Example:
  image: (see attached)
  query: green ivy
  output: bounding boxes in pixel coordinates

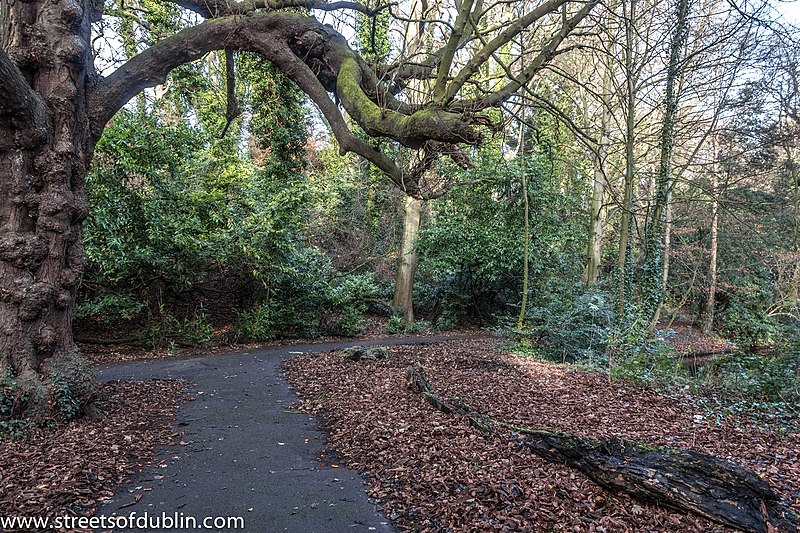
[51,374,81,422]
[0,366,17,419]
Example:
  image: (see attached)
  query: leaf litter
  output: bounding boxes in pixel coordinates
[283,337,800,532]
[0,380,188,529]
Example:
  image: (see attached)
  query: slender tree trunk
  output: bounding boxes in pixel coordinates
[702,136,720,334]
[661,200,672,299]
[789,148,800,307]
[517,132,530,330]
[644,0,690,332]
[585,63,611,284]
[617,0,637,317]
[393,195,423,324]
[586,158,606,284]
[648,182,673,328]
[0,0,98,420]
[391,0,427,326]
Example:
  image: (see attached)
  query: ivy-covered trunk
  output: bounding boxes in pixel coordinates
[642,0,690,331]
[0,0,98,420]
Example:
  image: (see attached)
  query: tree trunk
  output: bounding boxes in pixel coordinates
[586,156,606,284]
[393,195,423,325]
[644,0,690,332]
[517,120,530,330]
[702,137,720,334]
[0,0,98,420]
[788,146,799,307]
[659,200,672,310]
[585,76,610,284]
[0,0,595,424]
[617,0,637,318]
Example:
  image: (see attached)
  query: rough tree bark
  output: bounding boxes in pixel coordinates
[406,363,799,533]
[0,0,98,420]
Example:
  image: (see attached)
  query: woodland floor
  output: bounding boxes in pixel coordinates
[2,328,796,532]
[77,315,478,366]
[0,380,187,527]
[284,337,800,532]
[666,320,738,355]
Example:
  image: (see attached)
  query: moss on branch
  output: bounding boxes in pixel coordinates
[336,56,480,148]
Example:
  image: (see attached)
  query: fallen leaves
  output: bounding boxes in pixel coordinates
[283,337,800,532]
[0,379,187,527]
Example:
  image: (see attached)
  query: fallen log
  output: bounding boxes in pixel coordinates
[405,363,798,533]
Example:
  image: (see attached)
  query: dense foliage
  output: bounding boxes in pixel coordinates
[78,56,383,344]
[416,145,586,328]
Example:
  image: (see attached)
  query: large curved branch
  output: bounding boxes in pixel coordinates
[0,47,48,149]
[90,12,481,149]
[88,13,422,188]
[259,37,409,188]
[88,5,590,190]
[170,0,391,19]
[337,56,481,148]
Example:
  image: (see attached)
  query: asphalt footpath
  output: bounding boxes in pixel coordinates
[95,336,469,532]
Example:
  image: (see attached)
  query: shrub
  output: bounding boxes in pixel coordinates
[236,302,278,342]
[0,366,17,419]
[51,374,82,421]
[324,273,380,336]
[0,420,34,441]
[235,250,380,341]
[74,294,145,323]
[609,330,686,385]
[515,286,615,365]
[386,314,404,334]
[141,306,213,349]
[697,349,800,407]
[716,273,783,349]
[0,367,34,440]
[386,312,430,335]
[415,147,585,326]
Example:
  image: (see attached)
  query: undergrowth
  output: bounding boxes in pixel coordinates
[386,312,431,335]
[510,330,800,432]
[0,367,33,441]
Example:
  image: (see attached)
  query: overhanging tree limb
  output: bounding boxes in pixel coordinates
[452,0,598,110]
[171,0,392,18]
[336,56,482,147]
[89,13,413,184]
[441,0,586,105]
[432,0,476,103]
[89,0,593,189]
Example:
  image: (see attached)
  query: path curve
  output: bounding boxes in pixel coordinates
[96,335,481,532]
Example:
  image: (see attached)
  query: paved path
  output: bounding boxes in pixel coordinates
[96,336,474,532]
